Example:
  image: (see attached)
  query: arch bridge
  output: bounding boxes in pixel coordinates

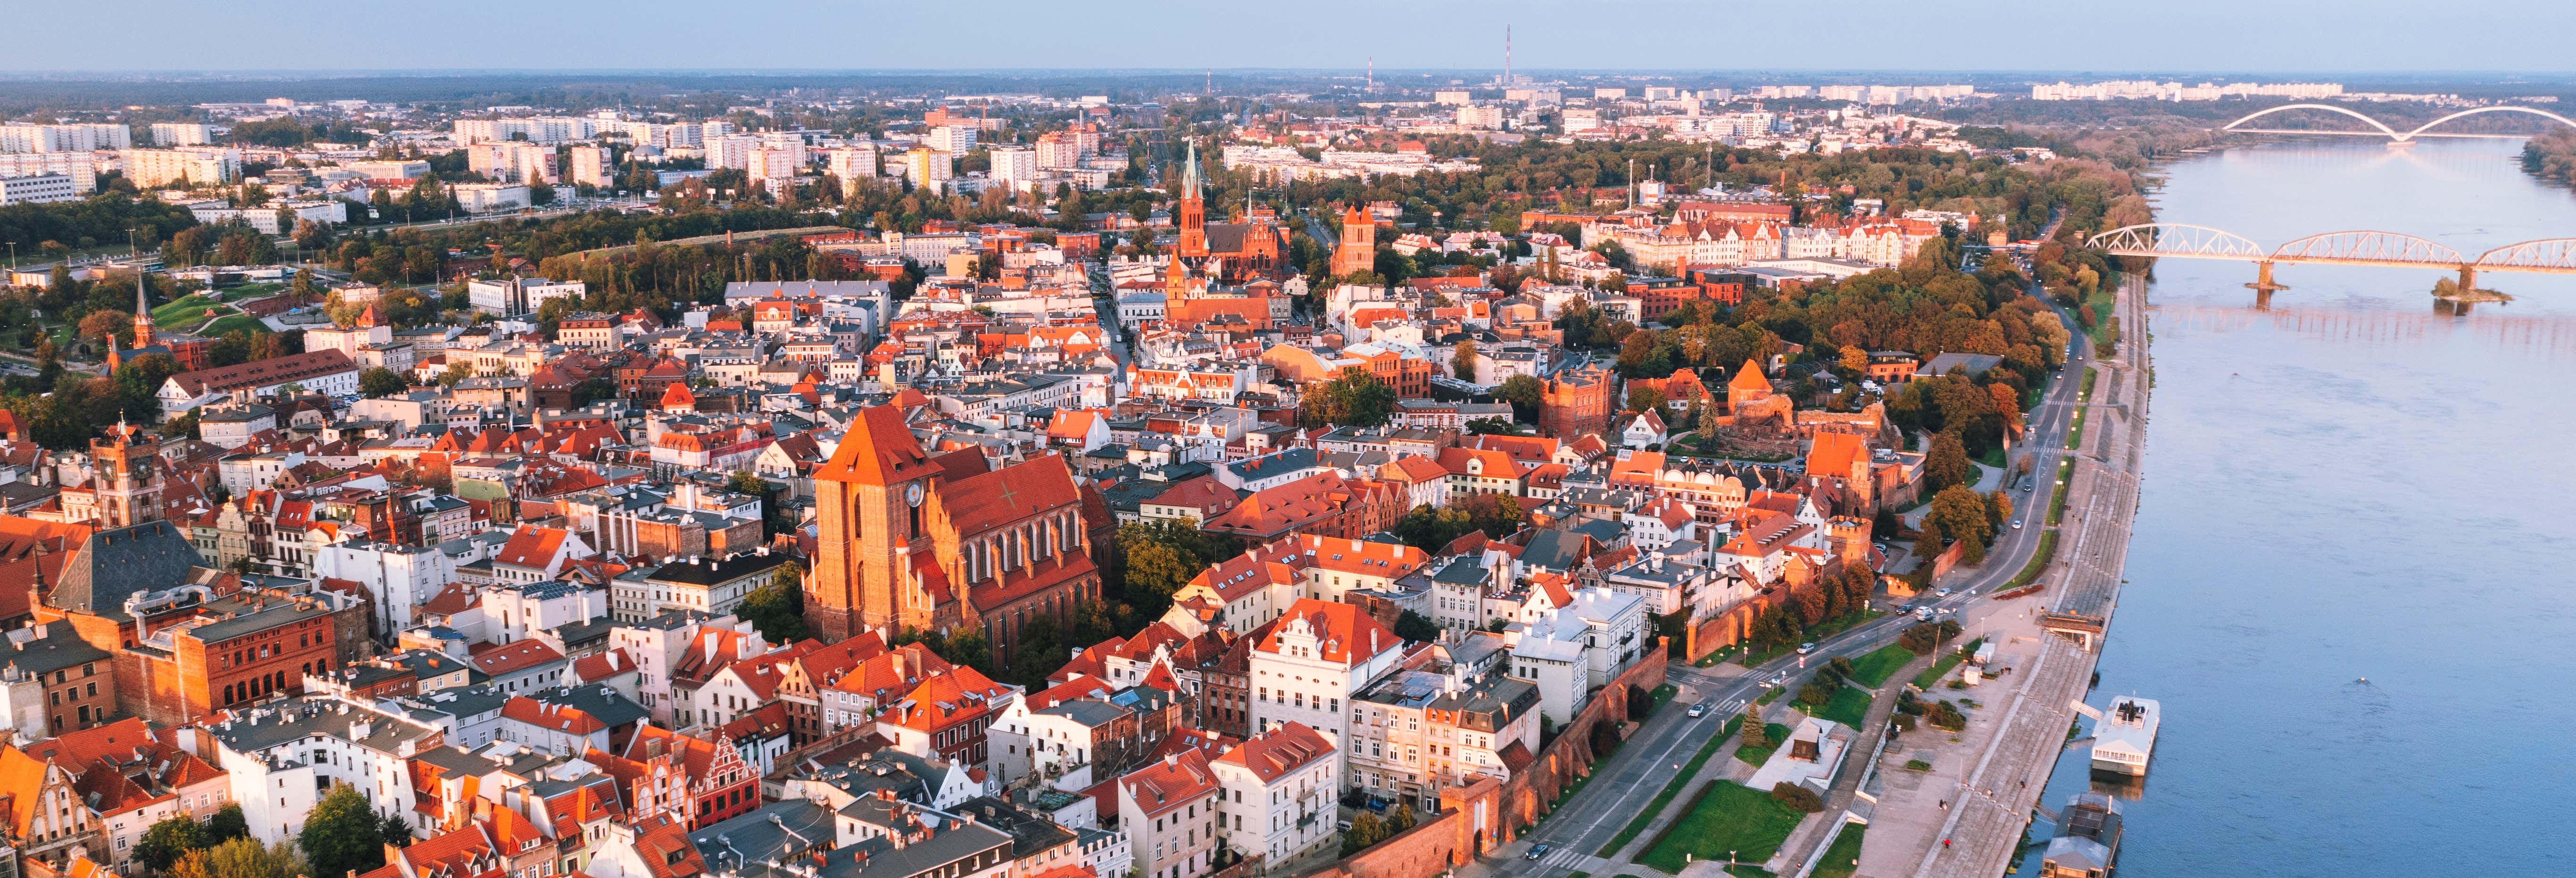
[2085,223,2576,300]
[2220,104,2576,141]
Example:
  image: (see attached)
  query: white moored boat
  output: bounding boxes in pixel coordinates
[2089,696,2158,776]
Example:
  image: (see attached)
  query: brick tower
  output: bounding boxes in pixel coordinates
[805,405,941,642]
[1174,140,1207,265]
[1329,205,1376,279]
[90,419,163,529]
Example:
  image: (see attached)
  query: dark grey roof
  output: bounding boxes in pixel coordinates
[1429,556,1488,586]
[47,521,205,623]
[951,796,1077,860]
[1519,529,1590,573]
[692,800,839,874]
[1032,698,1129,728]
[205,696,443,755]
[528,683,649,729]
[186,598,336,644]
[647,551,793,586]
[553,618,615,648]
[0,625,111,677]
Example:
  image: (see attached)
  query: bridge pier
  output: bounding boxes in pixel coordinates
[2458,264,2478,294]
[2245,261,2288,308]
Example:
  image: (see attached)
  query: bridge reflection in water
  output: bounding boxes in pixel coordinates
[2153,304,2576,361]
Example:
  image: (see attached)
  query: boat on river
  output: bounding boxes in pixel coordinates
[2090,696,2159,776]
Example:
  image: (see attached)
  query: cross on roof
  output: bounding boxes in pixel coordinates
[995,484,1021,508]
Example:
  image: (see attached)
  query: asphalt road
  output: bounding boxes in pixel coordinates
[1506,305,2092,872]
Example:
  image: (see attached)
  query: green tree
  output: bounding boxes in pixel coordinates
[1303,370,1397,428]
[191,837,304,878]
[738,563,807,643]
[1007,615,1063,688]
[359,367,407,398]
[1626,384,1664,414]
[135,813,208,872]
[206,803,249,843]
[379,811,415,849]
[438,361,474,387]
[1739,711,1769,748]
[1394,610,1439,643]
[298,783,385,878]
[1493,374,1544,422]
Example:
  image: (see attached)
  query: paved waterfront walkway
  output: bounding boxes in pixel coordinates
[1879,273,2155,878]
[1765,651,1931,875]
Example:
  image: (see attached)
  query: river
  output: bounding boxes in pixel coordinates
[2023,138,2576,876]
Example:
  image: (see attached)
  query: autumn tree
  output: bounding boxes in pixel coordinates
[81,309,136,347]
[1924,432,1972,494]
[1452,339,1479,379]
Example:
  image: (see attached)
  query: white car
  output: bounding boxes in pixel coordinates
[2013,522,2023,530]
[1937,588,1953,597]
[1798,642,1816,655]
[1687,702,1709,718]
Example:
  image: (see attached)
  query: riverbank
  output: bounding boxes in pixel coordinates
[1858,271,2155,878]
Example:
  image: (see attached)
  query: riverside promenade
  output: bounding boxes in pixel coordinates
[1893,273,2153,878]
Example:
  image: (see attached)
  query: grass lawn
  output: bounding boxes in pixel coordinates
[1811,823,1867,878]
[1847,644,1916,688]
[1755,687,1784,706]
[2064,408,2086,451]
[1911,653,1965,690]
[151,293,224,323]
[2048,459,2075,525]
[1648,683,1678,715]
[220,282,287,301]
[200,314,272,337]
[1634,781,1808,873]
[1811,687,1871,729]
[1974,445,2006,468]
[1598,716,1741,856]
[1733,723,1793,766]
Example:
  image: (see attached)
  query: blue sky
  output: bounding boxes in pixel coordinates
[10,0,2571,74]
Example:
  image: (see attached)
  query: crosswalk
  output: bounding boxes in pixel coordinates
[1531,845,1602,872]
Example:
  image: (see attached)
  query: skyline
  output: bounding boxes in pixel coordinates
[8,0,2576,75]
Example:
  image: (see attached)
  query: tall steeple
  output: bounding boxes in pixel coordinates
[1181,139,1202,200]
[1174,139,1208,263]
[131,267,155,351]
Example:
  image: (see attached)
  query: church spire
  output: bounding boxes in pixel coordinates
[1181,139,1201,200]
[132,265,154,351]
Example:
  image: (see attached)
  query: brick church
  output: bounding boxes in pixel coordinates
[1170,141,1290,284]
[803,404,1105,652]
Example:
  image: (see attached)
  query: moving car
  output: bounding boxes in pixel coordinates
[1687,702,1709,718]
[1937,588,1953,597]
[1527,845,1551,861]
[1916,608,1935,621]
[1798,642,1816,655]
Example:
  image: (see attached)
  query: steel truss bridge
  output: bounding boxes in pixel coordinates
[2085,224,2576,293]
[2220,104,2576,141]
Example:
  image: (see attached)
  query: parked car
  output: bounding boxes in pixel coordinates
[1527,845,1551,861]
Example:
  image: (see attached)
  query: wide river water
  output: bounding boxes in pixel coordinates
[2024,138,2576,876]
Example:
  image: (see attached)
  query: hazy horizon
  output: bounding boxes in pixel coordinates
[11,0,2572,75]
